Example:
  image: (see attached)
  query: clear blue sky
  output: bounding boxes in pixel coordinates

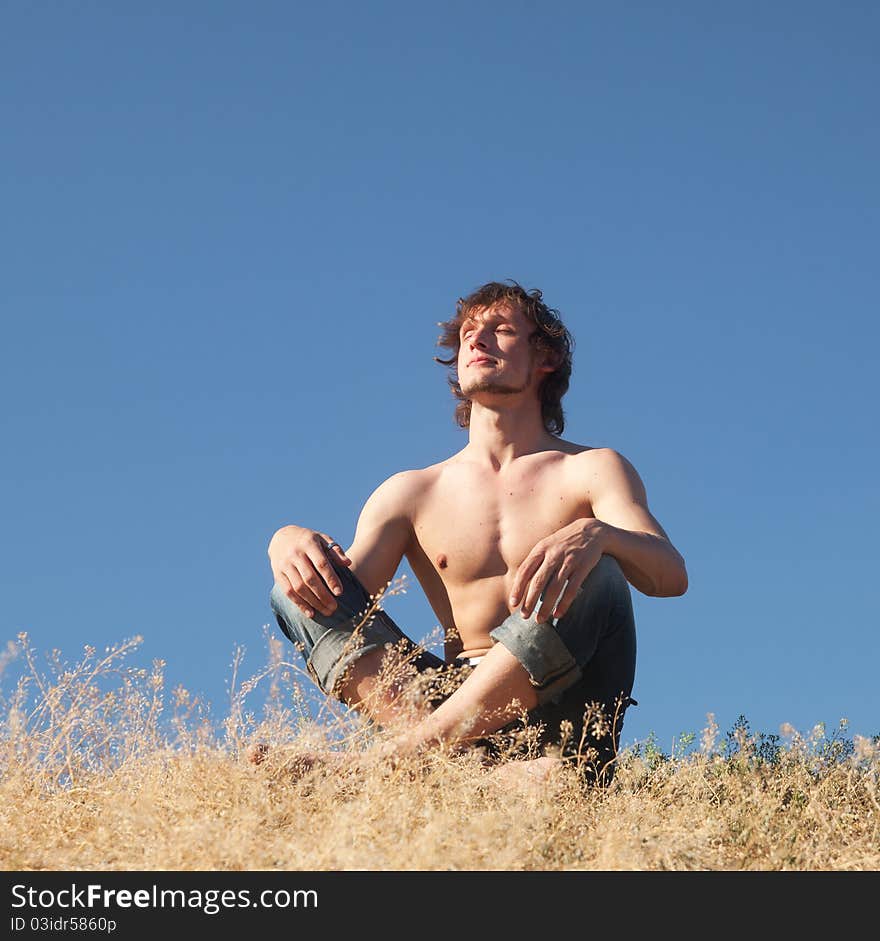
[2,3,877,753]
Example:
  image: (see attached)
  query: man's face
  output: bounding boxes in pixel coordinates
[457,303,550,400]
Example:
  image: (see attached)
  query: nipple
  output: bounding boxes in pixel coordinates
[437,553,448,569]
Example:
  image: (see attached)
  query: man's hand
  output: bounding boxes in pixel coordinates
[508,518,610,622]
[268,525,353,618]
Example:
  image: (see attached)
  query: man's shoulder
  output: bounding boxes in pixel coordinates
[547,437,618,462]
[367,464,440,514]
[388,456,448,484]
[565,446,643,487]
[572,447,649,504]
[568,444,629,465]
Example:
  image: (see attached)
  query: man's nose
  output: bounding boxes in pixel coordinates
[469,326,491,348]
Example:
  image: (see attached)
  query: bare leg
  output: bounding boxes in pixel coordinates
[248,649,565,787]
[247,648,435,768]
[388,643,539,753]
[335,648,437,728]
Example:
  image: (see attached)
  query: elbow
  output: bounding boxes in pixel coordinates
[667,549,688,597]
[671,567,689,597]
[655,567,688,598]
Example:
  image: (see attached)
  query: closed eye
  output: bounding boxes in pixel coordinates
[461,324,515,339]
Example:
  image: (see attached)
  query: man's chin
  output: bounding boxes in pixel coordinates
[463,382,529,398]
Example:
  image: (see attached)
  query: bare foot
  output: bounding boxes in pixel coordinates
[246,742,270,766]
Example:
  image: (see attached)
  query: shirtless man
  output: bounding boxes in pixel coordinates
[266,280,688,784]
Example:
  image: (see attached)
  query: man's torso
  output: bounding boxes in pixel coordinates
[403,442,600,660]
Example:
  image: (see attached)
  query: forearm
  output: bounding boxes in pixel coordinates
[600,522,688,597]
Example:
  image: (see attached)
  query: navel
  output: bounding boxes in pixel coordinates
[437,553,448,570]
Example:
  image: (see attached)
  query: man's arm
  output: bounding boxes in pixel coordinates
[267,470,418,617]
[509,448,687,618]
[587,448,688,597]
[342,471,420,601]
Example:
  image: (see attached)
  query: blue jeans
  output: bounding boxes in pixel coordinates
[269,554,637,784]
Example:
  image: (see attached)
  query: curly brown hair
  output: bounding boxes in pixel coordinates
[433,280,575,434]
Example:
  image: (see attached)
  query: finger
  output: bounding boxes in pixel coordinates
[552,568,591,621]
[303,535,345,610]
[318,532,353,566]
[535,569,569,623]
[551,585,580,622]
[509,552,543,609]
[299,559,339,615]
[281,579,319,618]
[521,561,556,619]
[282,563,327,617]
[312,547,346,600]
[279,580,315,620]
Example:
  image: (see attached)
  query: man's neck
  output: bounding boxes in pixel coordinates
[462,401,558,471]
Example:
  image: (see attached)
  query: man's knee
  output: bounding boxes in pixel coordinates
[269,581,293,618]
[488,555,633,707]
[489,616,582,707]
[268,569,419,698]
[577,554,629,604]
[269,582,303,647]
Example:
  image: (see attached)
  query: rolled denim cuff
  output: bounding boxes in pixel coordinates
[489,613,582,706]
[309,627,397,697]
[269,581,408,697]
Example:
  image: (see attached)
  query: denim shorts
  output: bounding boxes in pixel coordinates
[269,554,637,783]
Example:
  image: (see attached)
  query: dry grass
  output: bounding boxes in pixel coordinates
[1,631,877,872]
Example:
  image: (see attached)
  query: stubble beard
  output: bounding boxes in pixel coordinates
[462,376,531,397]
[460,364,534,399]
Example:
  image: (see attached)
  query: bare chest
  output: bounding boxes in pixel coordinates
[411,455,593,587]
